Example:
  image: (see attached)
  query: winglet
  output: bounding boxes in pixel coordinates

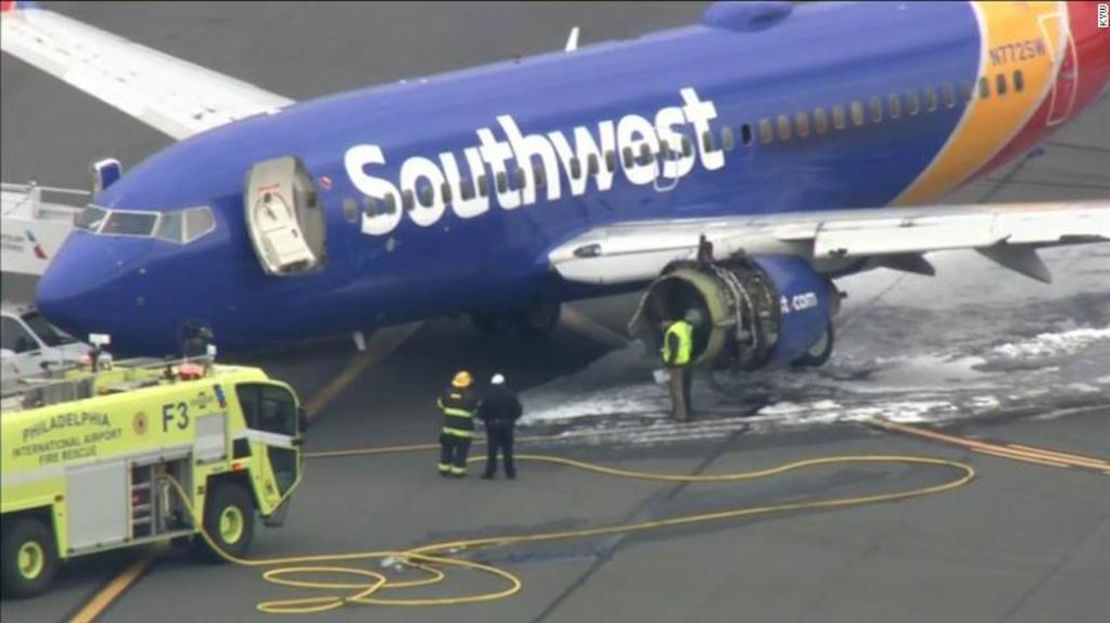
[565,26,580,52]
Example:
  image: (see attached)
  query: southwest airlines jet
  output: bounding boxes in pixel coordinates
[2,1,1108,369]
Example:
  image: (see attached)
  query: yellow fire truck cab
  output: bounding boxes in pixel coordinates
[0,357,305,598]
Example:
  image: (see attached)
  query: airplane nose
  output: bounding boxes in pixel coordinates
[35,233,125,340]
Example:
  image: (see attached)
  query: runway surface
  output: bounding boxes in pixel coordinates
[2,3,1108,622]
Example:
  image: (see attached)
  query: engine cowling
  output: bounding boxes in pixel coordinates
[628,255,835,370]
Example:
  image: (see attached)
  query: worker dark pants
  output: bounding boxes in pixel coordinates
[667,366,693,422]
[439,433,472,475]
[483,425,516,478]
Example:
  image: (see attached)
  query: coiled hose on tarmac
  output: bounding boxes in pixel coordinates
[168,441,975,615]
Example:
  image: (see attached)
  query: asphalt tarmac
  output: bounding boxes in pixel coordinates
[2,3,1108,623]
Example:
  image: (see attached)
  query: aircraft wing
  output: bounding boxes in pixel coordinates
[548,200,1110,285]
[0,5,294,140]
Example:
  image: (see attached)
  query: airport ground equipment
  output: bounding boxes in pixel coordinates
[0,356,305,598]
[0,181,85,277]
[1,304,89,391]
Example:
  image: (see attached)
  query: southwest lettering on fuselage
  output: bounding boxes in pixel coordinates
[989,38,1047,66]
[344,87,724,236]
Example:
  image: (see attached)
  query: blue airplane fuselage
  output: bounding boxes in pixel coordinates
[35,1,1110,354]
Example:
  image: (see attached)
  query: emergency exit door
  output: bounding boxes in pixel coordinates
[245,156,327,275]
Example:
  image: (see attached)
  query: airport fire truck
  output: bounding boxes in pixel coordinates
[0,354,305,598]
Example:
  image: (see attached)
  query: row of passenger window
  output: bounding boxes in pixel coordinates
[757,70,1026,144]
[355,70,1026,218]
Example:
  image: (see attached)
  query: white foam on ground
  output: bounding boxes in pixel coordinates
[990,328,1110,359]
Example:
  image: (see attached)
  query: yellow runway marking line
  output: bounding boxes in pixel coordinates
[68,555,155,623]
[1006,444,1110,469]
[876,420,1110,474]
[560,304,631,349]
[304,322,422,419]
[973,447,1071,470]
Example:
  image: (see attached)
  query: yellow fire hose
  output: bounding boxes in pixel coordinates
[168,442,975,615]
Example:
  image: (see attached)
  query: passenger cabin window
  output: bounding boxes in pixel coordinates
[681,136,694,157]
[402,189,415,211]
[869,97,883,123]
[702,130,716,152]
[850,101,864,127]
[605,150,617,172]
[941,83,956,108]
[460,178,475,200]
[1013,70,1024,92]
[622,147,634,168]
[813,108,829,134]
[996,73,1008,96]
[587,154,599,175]
[513,167,525,190]
[924,87,938,112]
[832,105,846,130]
[721,127,735,150]
[477,174,489,197]
[495,171,508,194]
[960,80,974,101]
[637,144,652,166]
[978,77,990,98]
[795,112,810,138]
[342,198,358,223]
[887,94,901,119]
[759,119,774,144]
[572,156,585,177]
[441,181,453,203]
[776,115,792,141]
[905,91,920,116]
[740,124,753,145]
[533,163,547,188]
[418,184,433,206]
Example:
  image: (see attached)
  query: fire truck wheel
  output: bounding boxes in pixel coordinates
[1,515,58,599]
[197,483,255,563]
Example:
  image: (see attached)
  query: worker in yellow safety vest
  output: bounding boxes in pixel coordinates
[437,370,480,477]
[662,311,699,421]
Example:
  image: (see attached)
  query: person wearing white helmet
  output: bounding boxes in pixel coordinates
[478,373,523,479]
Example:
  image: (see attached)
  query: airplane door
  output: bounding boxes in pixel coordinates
[244,156,327,276]
[1039,12,1078,127]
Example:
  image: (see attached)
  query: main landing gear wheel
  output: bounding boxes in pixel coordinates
[791,321,835,368]
[1,516,58,599]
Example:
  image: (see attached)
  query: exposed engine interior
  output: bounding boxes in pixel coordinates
[629,254,834,370]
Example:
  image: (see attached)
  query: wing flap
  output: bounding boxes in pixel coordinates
[1,7,294,140]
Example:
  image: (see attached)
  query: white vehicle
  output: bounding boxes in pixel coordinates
[0,305,88,389]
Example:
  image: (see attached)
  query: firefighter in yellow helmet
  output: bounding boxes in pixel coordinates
[662,309,700,422]
[437,370,480,477]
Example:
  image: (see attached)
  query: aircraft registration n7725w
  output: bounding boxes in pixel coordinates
[2,0,1108,371]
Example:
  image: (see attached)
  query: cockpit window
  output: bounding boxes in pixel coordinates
[75,206,108,232]
[80,205,215,244]
[155,212,184,243]
[184,207,216,242]
[102,211,158,236]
